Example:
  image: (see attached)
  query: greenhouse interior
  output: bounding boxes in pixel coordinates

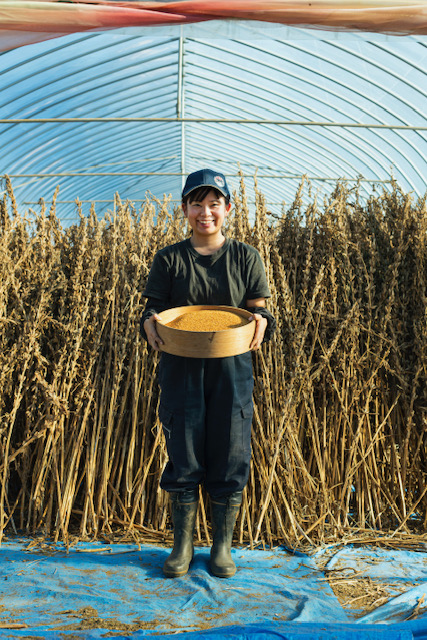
[1,2,427,639]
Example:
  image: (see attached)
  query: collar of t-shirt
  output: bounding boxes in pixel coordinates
[186,237,230,264]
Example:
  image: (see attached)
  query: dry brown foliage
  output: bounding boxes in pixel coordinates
[1,175,427,550]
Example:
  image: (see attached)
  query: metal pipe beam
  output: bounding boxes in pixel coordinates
[177,32,186,192]
[4,172,392,183]
[0,117,426,130]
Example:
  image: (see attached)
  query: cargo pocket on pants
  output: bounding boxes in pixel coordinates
[159,405,173,440]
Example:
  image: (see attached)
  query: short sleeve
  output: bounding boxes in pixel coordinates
[143,251,171,301]
[246,247,271,300]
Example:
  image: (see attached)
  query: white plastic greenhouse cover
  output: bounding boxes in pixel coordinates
[0,14,426,222]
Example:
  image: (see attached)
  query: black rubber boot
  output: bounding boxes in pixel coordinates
[163,490,198,578]
[210,491,242,578]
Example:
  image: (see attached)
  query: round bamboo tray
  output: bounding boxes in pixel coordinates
[156,305,255,358]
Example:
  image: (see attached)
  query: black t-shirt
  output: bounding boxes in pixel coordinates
[143,237,270,309]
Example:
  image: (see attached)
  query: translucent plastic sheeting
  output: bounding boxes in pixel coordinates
[1,28,427,223]
[1,541,427,638]
[1,0,427,53]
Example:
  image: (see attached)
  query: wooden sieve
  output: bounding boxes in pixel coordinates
[156,305,255,358]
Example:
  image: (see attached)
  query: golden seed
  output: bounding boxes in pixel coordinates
[166,309,249,332]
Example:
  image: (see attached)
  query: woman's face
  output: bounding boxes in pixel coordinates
[183,189,231,239]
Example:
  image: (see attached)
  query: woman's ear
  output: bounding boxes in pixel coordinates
[225,202,232,216]
[182,202,188,217]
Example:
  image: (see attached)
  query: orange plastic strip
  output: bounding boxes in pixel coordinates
[0,0,426,52]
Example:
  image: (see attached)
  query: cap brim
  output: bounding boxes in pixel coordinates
[182,183,229,199]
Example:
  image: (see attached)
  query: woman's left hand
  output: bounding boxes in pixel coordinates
[249,313,268,350]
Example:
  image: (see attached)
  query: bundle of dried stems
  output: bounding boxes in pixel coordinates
[1,174,427,550]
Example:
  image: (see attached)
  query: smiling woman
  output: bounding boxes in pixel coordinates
[141,167,275,578]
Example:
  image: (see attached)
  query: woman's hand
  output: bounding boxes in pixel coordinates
[143,314,164,351]
[249,313,268,350]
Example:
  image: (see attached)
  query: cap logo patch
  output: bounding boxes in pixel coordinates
[214,175,225,188]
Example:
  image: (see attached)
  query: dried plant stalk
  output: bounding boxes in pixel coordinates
[1,178,427,551]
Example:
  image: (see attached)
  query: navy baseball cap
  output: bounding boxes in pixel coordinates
[182,169,230,200]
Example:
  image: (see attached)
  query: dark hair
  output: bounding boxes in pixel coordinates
[182,186,230,206]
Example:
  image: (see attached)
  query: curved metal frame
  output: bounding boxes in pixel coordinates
[0,28,425,220]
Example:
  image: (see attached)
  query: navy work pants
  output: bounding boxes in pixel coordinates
[158,352,254,499]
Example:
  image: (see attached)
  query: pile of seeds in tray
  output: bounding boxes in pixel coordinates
[166,309,248,332]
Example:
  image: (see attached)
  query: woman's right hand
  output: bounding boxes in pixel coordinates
[144,314,164,351]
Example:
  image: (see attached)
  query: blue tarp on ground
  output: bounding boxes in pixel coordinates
[1,540,427,639]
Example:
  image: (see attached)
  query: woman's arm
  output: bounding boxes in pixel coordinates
[246,297,268,350]
[246,297,277,349]
[140,297,166,351]
[143,314,164,352]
